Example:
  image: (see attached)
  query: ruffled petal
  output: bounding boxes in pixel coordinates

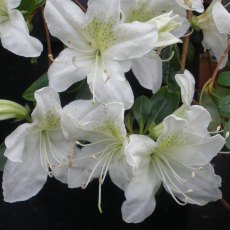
[124,134,155,172]
[3,134,47,202]
[1,10,43,57]
[131,50,162,93]
[121,166,161,223]
[175,69,195,107]
[4,123,32,162]
[32,87,61,119]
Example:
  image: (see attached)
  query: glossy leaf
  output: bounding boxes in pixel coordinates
[0,143,7,171]
[217,71,230,87]
[23,73,48,101]
[219,95,230,118]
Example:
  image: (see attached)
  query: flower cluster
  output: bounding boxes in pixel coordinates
[1,0,229,224]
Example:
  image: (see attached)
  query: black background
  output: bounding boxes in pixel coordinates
[0,1,230,229]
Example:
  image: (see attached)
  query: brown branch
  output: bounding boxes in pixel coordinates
[73,0,87,13]
[219,198,230,211]
[208,40,230,92]
[39,6,52,67]
[180,11,193,72]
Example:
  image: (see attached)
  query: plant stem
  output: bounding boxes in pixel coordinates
[219,198,230,211]
[73,0,87,13]
[208,40,230,92]
[40,6,52,67]
[180,11,193,72]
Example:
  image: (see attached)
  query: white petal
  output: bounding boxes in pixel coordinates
[124,135,155,172]
[171,16,190,38]
[87,63,134,109]
[4,123,32,162]
[44,0,89,49]
[48,48,93,92]
[7,0,20,9]
[175,70,195,107]
[67,144,105,188]
[109,154,132,191]
[162,161,222,205]
[202,30,228,69]
[121,167,161,223]
[131,50,162,93]
[3,135,47,202]
[110,21,158,60]
[185,105,211,137]
[213,1,230,34]
[154,32,181,48]
[32,87,61,119]
[1,10,43,57]
[86,0,120,22]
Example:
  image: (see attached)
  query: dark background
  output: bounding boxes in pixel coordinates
[0,1,230,229]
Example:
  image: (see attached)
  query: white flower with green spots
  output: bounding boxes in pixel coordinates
[192,0,230,68]
[3,87,74,202]
[120,0,189,93]
[61,101,132,212]
[0,0,42,57]
[44,0,158,109]
[122,108,225,223]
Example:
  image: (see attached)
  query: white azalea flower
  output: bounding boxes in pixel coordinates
[0,0,43,57]
[122,109,225,223]
[61,101,132,211]
[175,0,204,13]
[3,87,73,202]
[120,0,189,93]
[192,0,230,68]
[44,0,158,109]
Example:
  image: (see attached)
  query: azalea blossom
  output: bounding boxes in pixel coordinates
[175,0,204,13]
[3,87,73,202]
[0,0,43,57]
[61,101,132,211]
[44,0,158,109]
[120,0,189,93]
[122,108,225,223]
[192,0,230,68]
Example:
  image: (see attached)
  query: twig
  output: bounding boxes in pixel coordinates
[73,0,87,13]
[208,40,230,92]
[219,198,230,211]
[180,11,193,72]
[39,6,52,67]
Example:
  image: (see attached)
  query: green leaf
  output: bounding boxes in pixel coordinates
[0,143,7,171]
[200,91,222,131]
[217,71,230,87]
[219,95,230,118]
[132,96,151,133]
[75,80,92,100]
[23,73,48,101]
[148,86,180,125]
[18,0,45,19]
[187,43,195,65]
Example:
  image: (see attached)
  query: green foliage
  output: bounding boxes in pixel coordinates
[0,143,7,171]
[219,96,230,118]
[18,0,45,19]
[23,72,48,101]
[132,96,151,133]
[200,90,222,131]
[187,43,195,66]
[148,86,180,125]
[129,87,180,134]
[217,71,230,87]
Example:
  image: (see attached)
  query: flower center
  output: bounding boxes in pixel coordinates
[82,17,116,53]
[0,0,9,22]
[125,2,155,23]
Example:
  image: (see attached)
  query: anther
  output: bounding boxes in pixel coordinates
[192,171,196,178]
